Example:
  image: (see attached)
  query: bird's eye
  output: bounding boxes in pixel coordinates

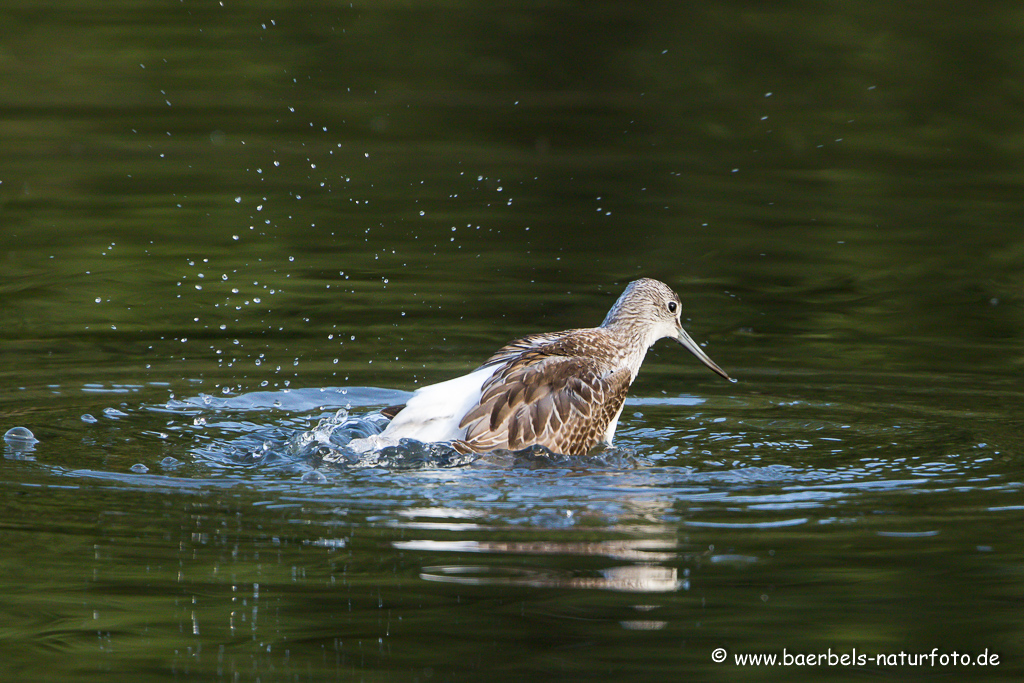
[667,301,678,313]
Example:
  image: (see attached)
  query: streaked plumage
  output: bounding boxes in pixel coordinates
[348,278,731,456]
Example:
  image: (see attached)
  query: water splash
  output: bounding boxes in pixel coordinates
[150,388,644,473]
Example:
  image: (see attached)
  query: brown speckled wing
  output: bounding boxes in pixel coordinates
[456,346,632,457]
[476,331,576,370]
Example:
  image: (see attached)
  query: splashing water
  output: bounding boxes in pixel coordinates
[146,387,643,474]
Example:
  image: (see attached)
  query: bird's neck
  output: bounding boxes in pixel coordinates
[602,322,653,383]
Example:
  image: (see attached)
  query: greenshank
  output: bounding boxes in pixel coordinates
[348,278,731,456]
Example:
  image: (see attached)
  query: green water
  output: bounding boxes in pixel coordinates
[2,1,1023,681]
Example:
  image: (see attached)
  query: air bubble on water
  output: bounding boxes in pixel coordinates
[4,427,36,443]
[301,470,327,484]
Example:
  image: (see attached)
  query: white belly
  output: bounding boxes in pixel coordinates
[603,403,625,444]
[348,366,495,452]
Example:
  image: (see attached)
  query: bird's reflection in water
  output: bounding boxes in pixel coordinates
[416,562,681,594]
[394,537,683,592]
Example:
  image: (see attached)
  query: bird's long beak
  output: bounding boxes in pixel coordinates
[675,325,732,381]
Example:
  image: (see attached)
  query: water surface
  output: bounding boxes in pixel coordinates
[2,1,1023,681]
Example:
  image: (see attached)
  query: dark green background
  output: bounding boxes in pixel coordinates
[1,1,1021,681]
